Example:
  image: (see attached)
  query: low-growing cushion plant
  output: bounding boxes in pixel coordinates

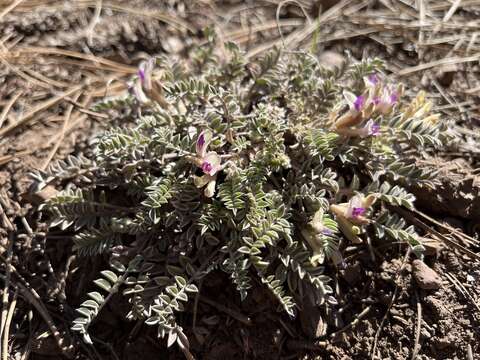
[32,34,450,356]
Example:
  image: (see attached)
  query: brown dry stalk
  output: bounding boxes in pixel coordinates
[410,289,422,360]
[199,296,252,326]
[6,47,135,73]
[398,54,480,76]
[1,290,17,360]
[0,246,73,358]
[0,0,24,20]
[0,195,14,347]
[393,206,480,261]
[75,0,196,33]
[444,272,480,315]
[0,90,22,128]
[0,85,82,137]
[40,91,82,170]
[0,52,55,91]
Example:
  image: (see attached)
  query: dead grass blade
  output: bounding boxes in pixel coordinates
[6,47,136,73]
[0,0,24,20]
[0,85,82,138]
[40,91,82,170]
[393,206,480,261]
[397,53,480,76]
[0,90,22,128]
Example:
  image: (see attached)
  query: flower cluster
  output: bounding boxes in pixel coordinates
[333,73,404,138]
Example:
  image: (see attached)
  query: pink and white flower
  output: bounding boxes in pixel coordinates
[345,195,366,221]
[357,119,380,138]
[193,130,223,197]
[335,118,380,138]
[344,91,366,113]
[129,58,155,103]
[372,86,399,115]
[364,73,381,88]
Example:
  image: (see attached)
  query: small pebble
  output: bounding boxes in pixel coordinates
[412,260,442,290]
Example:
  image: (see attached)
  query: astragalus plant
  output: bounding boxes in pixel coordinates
[33,36,449,356]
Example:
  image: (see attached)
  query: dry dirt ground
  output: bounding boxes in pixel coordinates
[0,1,479,359]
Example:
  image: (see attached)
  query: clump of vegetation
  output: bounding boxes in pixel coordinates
[32,34,450,356]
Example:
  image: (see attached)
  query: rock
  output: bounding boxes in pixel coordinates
[425,296,449,319]
[318,51,345,70]
[435,336,453,350]
[412,260,442,290]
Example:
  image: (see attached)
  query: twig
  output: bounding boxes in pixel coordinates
[86,0,102,46]
[286,339,327,351]
[199,296,252,326]
[411,208,479,247]
[0,90,22,128]
[6,47,135,73]
[417,0,426,60]
[2,289,17,360]
[40,91,82,170]
[392,206,480,261]
[444,272,480,315]
[0,194,14,344]
[397,53,480,76]
[0,251,73,358]
[443,0,463,23]
[0,0,24,20]
[64,97,108,119]
[467,344,474,360]
[0,85,82,137]
[330,305,372,340]
[192,281,202,331]
[411,289,422,360]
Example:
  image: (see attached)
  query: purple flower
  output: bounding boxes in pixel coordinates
[201,161,213,174]
[200,153,221,176]
[367,73,379,85]
[196,130,212,158]
[198,134,205,147]
[357,119,380,138]
[345,195,367,220]
[195,130,221,177]
[138,58,154,91]
[193,130,223,197]
[371,86,400,115]
[369,122,380,136]
[322,228,333,236]
[128,81,148,103]
[138,68,145,83]
[389,91,398,104]
[354,95,365,112]
[351,207,365,218]
[130,58,156,103]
